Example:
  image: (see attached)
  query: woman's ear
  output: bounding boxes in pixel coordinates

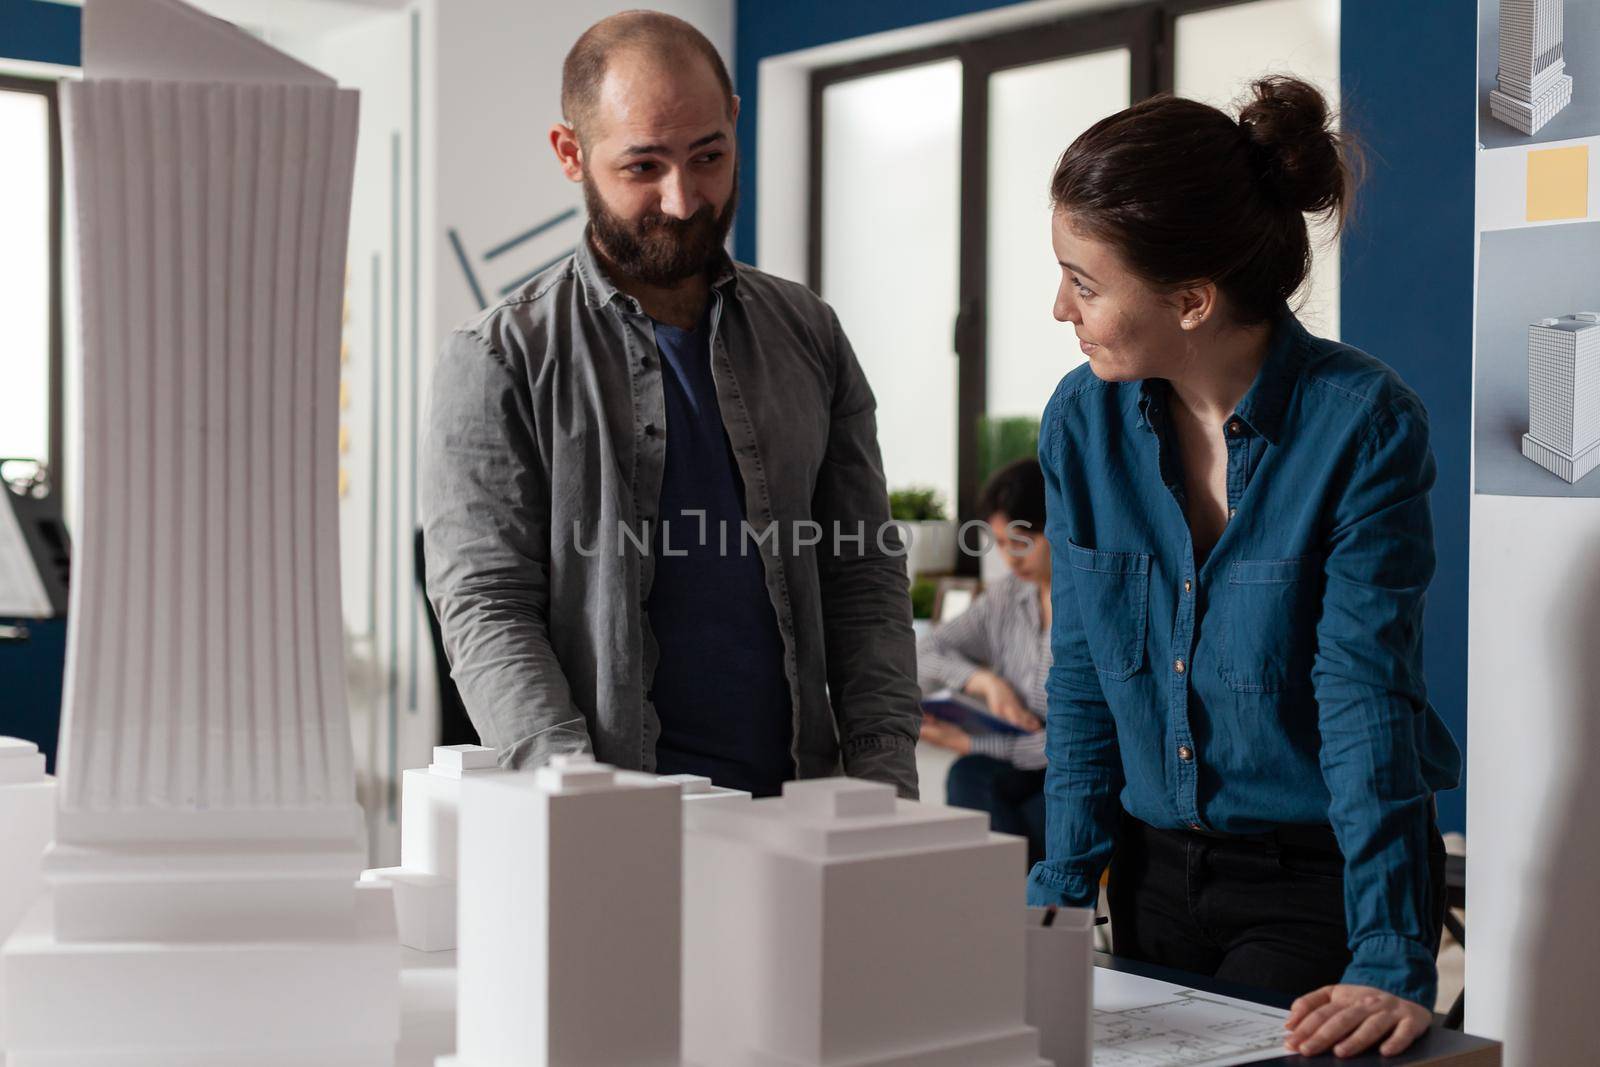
[1175,283,1218,331]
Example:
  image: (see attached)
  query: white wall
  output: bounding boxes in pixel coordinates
[1466,111,1600,1059]
[1466,136,1600,1055]
[431,0,734,343]
[1466,495,1600,1061]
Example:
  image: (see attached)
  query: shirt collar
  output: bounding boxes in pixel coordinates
[575,224,740,313]
[1230,304,1308,445]
[1135,303,1307,444]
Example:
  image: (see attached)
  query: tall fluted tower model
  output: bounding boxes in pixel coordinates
[0,2,398,1064]
[1489,0,1573,134]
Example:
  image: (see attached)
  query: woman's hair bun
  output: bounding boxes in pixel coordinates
[1237,75,1357,220]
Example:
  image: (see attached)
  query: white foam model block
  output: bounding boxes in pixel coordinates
[1024,906,1094,1067]
[361,745,500,952]
[683,778,1048,1067]
[398,947,458,1067]
[3,882,398,1067]
[0,740,54,937]
[363,867,455,953]
[0,1,395,1063]
[0,739,56,1052]
[430,744,499,779]
[446,756,684,1067]
[641,771,753,805]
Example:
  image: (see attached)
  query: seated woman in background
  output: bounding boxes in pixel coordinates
[917,458,1053,866]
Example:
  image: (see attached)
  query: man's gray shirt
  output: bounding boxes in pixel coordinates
[422,238,921,798]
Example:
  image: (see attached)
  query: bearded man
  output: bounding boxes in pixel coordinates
[421,11,920,798]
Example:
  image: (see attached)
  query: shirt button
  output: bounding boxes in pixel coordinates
[1228,507,1236,519]
[1183,580,1192,593]
[640,355,654,370]
[1173,658,1186,675]
[644,423,659,438]
[1178,745,1194,761]
[1228,420,1242,435]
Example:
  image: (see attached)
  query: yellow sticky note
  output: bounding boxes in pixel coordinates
[1527,145,1589,222]
[338,467,350,499]
[339,379,351,410]
[338,424,350,454]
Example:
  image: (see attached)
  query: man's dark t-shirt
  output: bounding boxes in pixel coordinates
[646,311,794,797]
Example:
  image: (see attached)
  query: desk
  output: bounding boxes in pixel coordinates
[1095,954,1501,1066]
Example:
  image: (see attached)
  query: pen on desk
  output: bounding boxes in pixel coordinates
[1042,905,1057,928]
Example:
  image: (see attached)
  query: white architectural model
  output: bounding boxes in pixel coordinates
[682,777,1048,1067]
[0,738,56,1049]
[1025,906,1095,1067]
[0,2,392,1064]
[444,755,686,1067]
[1490,0,1573,135]
[1522,312,1600,483]
[364,744,499,952]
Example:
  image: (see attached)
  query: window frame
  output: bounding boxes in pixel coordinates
[0,73,65,499]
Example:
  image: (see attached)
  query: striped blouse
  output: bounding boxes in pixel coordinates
[915,574,1051,770]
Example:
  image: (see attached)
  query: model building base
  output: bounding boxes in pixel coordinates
[684,779,1048,1067]
[1490,74,1573,135]
[1523,431,1600,483]
[0,881,398,1066]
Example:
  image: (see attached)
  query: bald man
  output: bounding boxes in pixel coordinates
[422,12,920,798]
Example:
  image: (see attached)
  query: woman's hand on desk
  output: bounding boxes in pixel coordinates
[918,715,972,755]
[963,670,1043,732]
[1283,983,1430,1058]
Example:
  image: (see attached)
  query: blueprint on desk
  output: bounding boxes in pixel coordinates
[1094,967,1291,1066]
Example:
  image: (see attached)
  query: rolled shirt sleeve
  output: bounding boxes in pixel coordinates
[1313,395,1446,1006]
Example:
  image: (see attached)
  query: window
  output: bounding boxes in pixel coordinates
[809,0,1339,559]
[0,75,63,494]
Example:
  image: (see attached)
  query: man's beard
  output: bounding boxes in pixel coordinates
[584,169,738,287]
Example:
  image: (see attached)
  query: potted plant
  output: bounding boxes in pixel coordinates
[888,487,957,578]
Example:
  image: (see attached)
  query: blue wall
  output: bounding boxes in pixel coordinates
[737,0,1475,833]
[1337,3,1474,834]
[0,0,81,66]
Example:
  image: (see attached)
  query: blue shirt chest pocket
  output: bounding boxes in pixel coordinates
[1219,556,1322,693]
[1067,540,1150,682]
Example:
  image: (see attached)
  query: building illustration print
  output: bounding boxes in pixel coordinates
[1490,0,1573,134]
[1522,313,1600,483]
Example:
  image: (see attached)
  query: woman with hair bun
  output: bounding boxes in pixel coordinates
[1026,76,1461,1059]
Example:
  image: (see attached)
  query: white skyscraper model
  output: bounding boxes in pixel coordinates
[443,755,686,1067]
[1522,312,1600,483]
[682,778,1049,1067]
[1490,0,1573,134]
[364,744,500,952]
[0,2,396,1064]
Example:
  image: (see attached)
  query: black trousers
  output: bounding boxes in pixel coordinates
[1107,811,1448,999]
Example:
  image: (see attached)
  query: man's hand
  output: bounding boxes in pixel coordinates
[919,714,972,755]
[1284,984,1431,1058]
[964,670,1043,732]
